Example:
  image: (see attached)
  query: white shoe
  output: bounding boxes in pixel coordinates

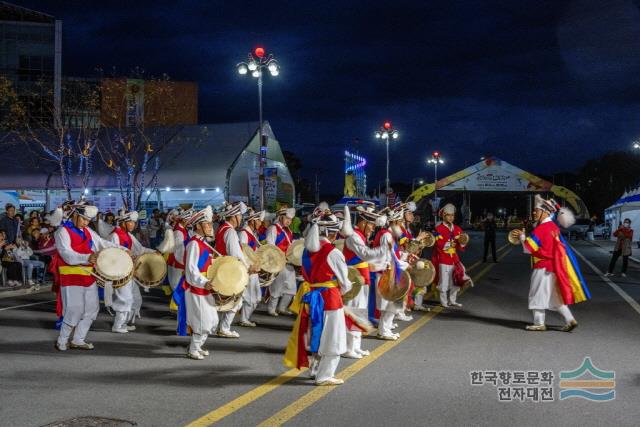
[267,311,279,317]
[377,334,398,341]
[413,305,430,312]
[604,272,613,277]
[238,321,257,327]
[357,349,370,356]
[217,330,240,338]
[621,273,627,278]
[126,325,136,331]
[342,351,363,359]
[316,377,344,386]
[55,341,67,351]
[392,332,400,339]
[396,313,412,321]
[277,309,294,316]
[187,352,204,360]
[112,327,129,334]
[391,323,398,329]
[308,359,319,379]
[449,302,463,308]
[199,349,210,356]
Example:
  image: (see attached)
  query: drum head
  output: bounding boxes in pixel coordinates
[207,256,248,295]
[286,239,305,267]
[256,244,286,274]
[134,253,167,286]
[378,269,411,302]
[342,266,364,302]
[97,248,133,280]
[241,243,259,266]
[409,259,435,288]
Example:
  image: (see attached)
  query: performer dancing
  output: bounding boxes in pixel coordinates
[284,211,351,385]
[54,201,120,351]
[182,206,218,360]
[432,203,468,308]
[266,207,297,316]
[513,196,590,331]
[108,209,155,333]
[238,208,265,327]
[342,204,386,358]
[371,208,408,340]
[214,201,254,338]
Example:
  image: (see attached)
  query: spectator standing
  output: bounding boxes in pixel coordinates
[0,204,20,244]
[482,213,498,262]
[148,209,162,247]
[605,218,634,277]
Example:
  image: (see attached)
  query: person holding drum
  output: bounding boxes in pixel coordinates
[283,211,352,386]
[213,201,257,338]
[182,206,218,360]
[341,203,387,358]
[370,208,410,341]
[54,201,121,351]
[432,203,468,308]
[108,209,156,334]
[266,206,297,316]
[166,208,194,292]
[238,208,266,327]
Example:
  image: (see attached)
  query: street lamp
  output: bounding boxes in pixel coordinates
[427,151,444,224]
[237,47,280,210]
[374,121,399,203]
[411,177,424,193]
[427,151,444,199]
[633,140,640,150]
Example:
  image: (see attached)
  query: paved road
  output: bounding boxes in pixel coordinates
[1,233,640,427]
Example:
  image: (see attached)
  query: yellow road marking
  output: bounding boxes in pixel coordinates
[184,368,307,427]
[257,247,513,427]
[184,242,512,427]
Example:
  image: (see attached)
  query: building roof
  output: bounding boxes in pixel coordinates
[0,121,286,190]
[0,2,54,24]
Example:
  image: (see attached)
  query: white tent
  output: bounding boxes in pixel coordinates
[605,187,640,242]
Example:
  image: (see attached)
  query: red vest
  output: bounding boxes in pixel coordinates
[524,220,558,271]
[272,223,293,253]
[343,229,371,285]
[58,224,95,287]
[301,240,342,310]
[242,228,259,250]
[433,223,464,265]
[184,236,213,295]
[112,227,132,249]
[214,222,234,256]
[167,224,188,269]
[373,228,400,258]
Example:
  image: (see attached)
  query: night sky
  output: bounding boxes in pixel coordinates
[18,0,640,193]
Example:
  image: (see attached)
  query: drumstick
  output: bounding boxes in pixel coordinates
[201,239,223,258]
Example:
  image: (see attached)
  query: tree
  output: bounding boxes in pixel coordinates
[283,150,313,203]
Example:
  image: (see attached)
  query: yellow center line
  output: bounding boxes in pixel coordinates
[184,241,512,427]
[257,246,514,427]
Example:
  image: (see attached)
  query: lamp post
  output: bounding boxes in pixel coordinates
[411,177,424,193]
[237,47,280,210]
[374,121,399,204]
[633,140,640,150]
[427,151,444,224]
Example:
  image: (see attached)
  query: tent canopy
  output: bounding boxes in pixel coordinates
[0,121,286,191]
[409,156,589,218]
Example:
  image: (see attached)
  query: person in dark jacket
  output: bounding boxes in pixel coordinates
[0,204,20,244]
[605,218,633,277]
[483,212,497,263]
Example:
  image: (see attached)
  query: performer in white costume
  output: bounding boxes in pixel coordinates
[238,208,266,327]
[108,209,156,333]
[183,206,218,360]
[167,209,194,291]
[341,204,386,358]
[54,201,120,351]
[266,207,297,316]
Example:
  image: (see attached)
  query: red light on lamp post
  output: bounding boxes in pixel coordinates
[383,121,392,130]
[254,47,265,58]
